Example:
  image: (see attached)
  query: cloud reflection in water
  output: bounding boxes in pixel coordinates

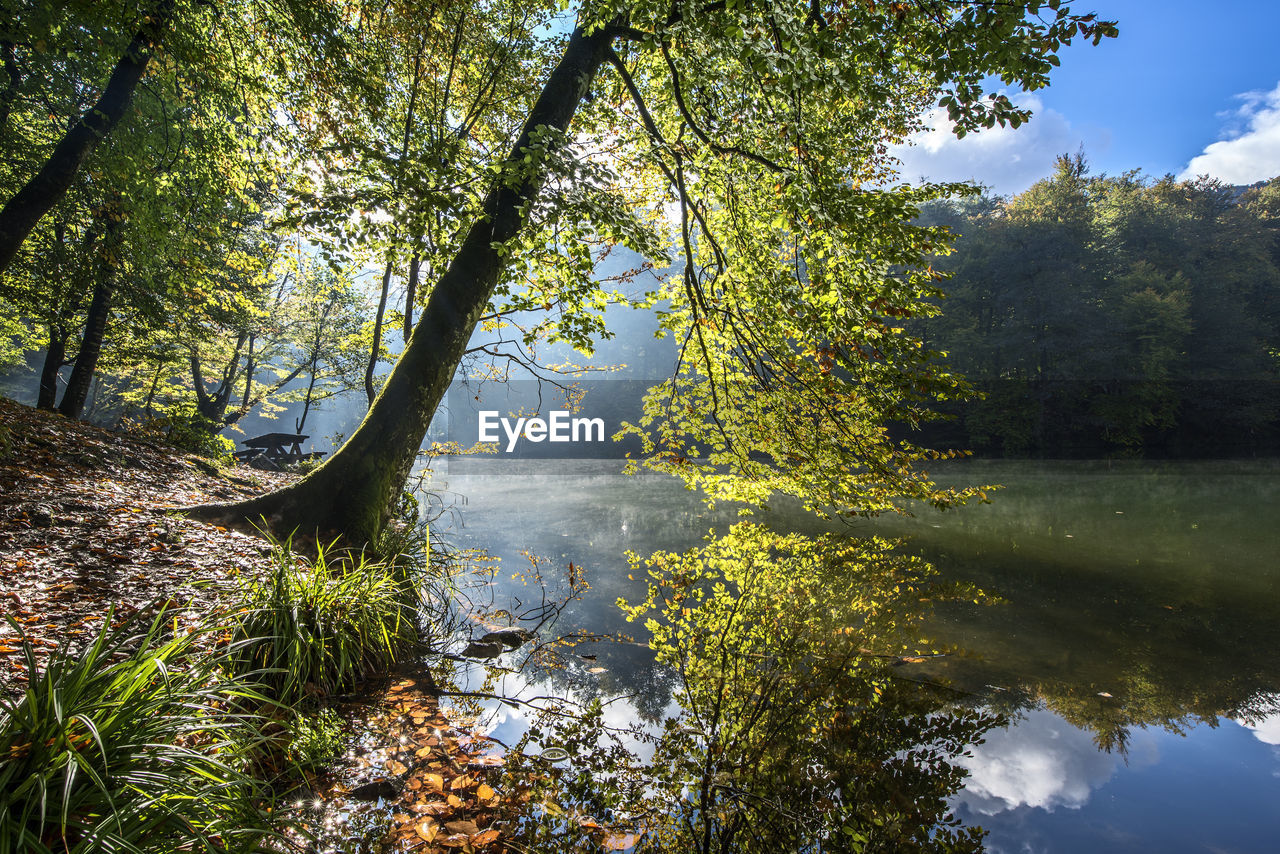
[954,707,1159,815]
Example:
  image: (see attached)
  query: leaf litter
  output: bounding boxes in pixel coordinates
[0,399,511,851]
[287,674,509,853]
[0,397,291,694]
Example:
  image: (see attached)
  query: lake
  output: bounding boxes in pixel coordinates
[419,459,1280,852]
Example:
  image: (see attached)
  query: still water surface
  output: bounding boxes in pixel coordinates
[423,459,1280,852]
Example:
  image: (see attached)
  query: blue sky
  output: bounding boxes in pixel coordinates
[894,0,1280,195]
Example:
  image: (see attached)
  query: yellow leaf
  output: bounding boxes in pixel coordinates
[416,819,439,842]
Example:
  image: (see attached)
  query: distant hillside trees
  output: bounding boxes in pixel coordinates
[915,156,1280,457]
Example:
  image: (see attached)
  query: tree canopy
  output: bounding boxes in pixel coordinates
[0,0,1120,541]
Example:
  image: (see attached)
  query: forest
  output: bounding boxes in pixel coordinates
[912,156,1280,457]
[4,42,1277,467]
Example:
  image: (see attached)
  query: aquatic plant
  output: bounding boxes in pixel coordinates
[286,708,346,772]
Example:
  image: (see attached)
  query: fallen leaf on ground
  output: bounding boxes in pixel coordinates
[603,833,639,850]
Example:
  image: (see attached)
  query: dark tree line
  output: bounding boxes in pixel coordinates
[912,156,1280,457]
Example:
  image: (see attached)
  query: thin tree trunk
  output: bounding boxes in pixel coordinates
[58,199,125,419]
[214,340,243,415]
[298,300,332,432]
[192,21,616,542]
[223,362,305,427]
[0,40,20,132]
[143,362,163,417]
[190,351,211,415]
[37,218,94,409]
[0,0,176,273]
[365,47,426,405]
[192,332,246,423]
[37,329,67,410]
[241,334,257,410]
[365,259,393,404]
[57,275,114,419]
[403,251,420,343]
[297,360,319,434]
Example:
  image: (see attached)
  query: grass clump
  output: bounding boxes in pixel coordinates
[286,708,345,772]
[0,525,428,851]
[229,535,419,705]
[0,611,275,853]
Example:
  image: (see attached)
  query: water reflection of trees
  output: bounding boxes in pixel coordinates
[864,461,1280,756]
[978,679,1280,757]
[496,523,1000,852]
[903,541,1280,753]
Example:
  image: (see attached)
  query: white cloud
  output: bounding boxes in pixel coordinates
[890,93,1090,196]
[953,708,1135,815]
[1235,705,1280,747]
[1181,82,1280,183]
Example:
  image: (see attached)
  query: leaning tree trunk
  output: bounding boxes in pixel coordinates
[0,0,175,274]
[190,20,616,543]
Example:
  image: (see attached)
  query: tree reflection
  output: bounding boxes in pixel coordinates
[496,523,1000,852]
[981,675,1280,757]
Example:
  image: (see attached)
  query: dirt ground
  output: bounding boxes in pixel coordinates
[0,397,514,852]
[0,396,296,691]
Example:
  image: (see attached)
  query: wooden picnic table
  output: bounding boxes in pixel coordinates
[236,432,310,463]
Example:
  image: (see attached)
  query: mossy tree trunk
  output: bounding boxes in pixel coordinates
[191,20,616,543]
